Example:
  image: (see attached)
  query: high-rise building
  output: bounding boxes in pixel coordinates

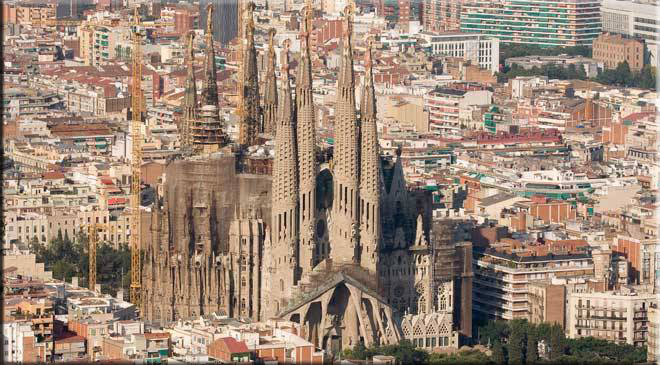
[460,0,601,47]
[200,0,239,45]
[423,0,464,32]
[600,0,660,67]
[378,0,423,27]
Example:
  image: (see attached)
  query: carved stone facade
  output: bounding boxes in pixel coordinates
[142,3,472,353]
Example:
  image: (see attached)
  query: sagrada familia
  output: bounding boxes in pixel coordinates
[142,3,473,352]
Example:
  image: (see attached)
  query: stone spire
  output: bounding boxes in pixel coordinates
[201,4,219,110]
[262,28,278,135]
[297,4,318,272]
[359,38,380,273]
[330,4,360,264]
[238,1,261,147]
[271,39,299,313]
[181,31,197,151]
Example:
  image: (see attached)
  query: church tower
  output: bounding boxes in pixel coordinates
[238,1,261,147]
[201,4,219,110]
[271,40,298,313]
[330,5,361,264]
[181,31,197,151]
[359,39,380,274]
[262,28,278,135]
[297,4,318,273]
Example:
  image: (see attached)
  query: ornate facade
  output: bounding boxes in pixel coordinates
[142,2,472,353]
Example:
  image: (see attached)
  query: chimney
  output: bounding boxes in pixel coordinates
[95,284,102,294]
[117,289,124,301]
[72,276,79,288]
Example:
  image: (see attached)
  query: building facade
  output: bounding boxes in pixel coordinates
[473,249,594,321]
[423,0,464,32]
[566,290,656,347]
[141,7,473,354]
[419,32,500,73]
[592,33,646,71]
[601,0,660,67]
[460,0,601,47]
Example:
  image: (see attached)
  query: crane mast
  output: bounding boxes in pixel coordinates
[236,0,245,145]
[129,6,143,308]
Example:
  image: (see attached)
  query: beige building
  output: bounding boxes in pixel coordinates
[380,95,429,133]
[649,304,659,363]
[566,289,656,347]
[473,250,594,321]
[592,33,646,71]
[2,254,52,280]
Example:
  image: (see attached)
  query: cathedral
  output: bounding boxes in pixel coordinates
[141,3,472,352]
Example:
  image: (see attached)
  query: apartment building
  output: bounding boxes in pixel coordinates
[601,0,660,67]
[2,88,63,121]
[460,0,602,47]
[592,33,646,71]
[424,83,492,136]
[2,3,56,26]
[3,298,55,362]
[473,249,594,320]
[566,289,656,347]
[419,32,500,73]
[649,304,659,363]
[423,0,464,32]
[4,208,132,249]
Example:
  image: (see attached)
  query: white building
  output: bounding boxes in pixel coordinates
[566,289,657,347]
[424,85,492,136]
[419,32,500,73]
[601,0,660,67]
[2,321,35,363]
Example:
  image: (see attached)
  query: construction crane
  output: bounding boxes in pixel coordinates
[87,223,115,293]
[236,0,246,146]
[129,6,144,309]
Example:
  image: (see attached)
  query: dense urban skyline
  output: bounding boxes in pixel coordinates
[1,0,659,363]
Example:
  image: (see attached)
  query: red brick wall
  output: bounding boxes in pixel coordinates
[614,237,641,283]
[530,202,576,224]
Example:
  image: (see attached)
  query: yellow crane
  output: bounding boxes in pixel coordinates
[129,6,144,309]
[87,223,115,293]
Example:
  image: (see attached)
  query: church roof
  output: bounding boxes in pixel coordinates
[277,269,390,318]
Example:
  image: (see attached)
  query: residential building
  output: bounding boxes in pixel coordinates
[2,88,63,121]
[424,83,492,135]
[566,289,656,347]
[207,337,251,363]
[419,32,500,73]
[649,304,659,363]
[423,0,464,32]
[101,332,171,362]
[600,0,660,67]
[460,0,602,47]
[592,33,646,71]
[528,281,567,327]
[53,334,86,362]
[473,248,594,320]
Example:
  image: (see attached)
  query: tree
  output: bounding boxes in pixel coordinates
[52,260,76,281]
[614,61,632,86]
[527,327,539,363]
[549,324,565,360]
[493,340,507,364]
[507,320,526,365]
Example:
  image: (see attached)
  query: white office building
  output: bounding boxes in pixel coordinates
[601,0,660,67]
[419,32,500,73]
